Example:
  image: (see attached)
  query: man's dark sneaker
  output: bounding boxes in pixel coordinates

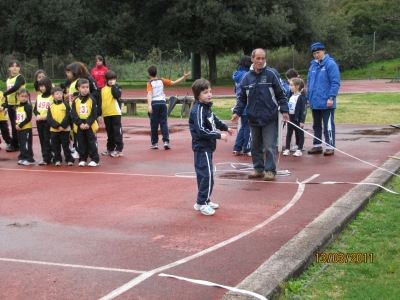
[307,147,323,154]
[6,146,18,152]
[324,149,335,156]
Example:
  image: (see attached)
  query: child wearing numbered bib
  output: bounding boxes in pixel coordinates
[0,90,12,149]
[48,87,74,166]
[71,78,100,167]
[34,77,54,165]
[15,89,35,165]
[3,60,26,152]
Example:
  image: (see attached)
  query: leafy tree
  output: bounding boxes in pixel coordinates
[342,0,400,41]
[4,0,81,69]
[158,0,331,84]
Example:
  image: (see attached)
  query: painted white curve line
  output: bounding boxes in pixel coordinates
[159,273,267,300]
[98,174,319,300]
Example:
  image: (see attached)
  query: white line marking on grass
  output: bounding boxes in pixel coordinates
[98,174,319,300]
[0,258,145,274]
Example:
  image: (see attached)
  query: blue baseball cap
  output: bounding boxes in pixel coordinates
[311,42,325,52]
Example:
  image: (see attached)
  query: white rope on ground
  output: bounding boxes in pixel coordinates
[296,179,399,195]
[159,273,268,300]
[287,120,400,179]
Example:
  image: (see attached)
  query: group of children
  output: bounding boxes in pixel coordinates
[0,60,124,167]
[0,58,308,217]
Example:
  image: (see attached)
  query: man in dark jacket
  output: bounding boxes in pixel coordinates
[232,48,289,181]
[306,42,340,156]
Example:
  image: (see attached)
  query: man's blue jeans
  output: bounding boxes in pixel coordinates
[250,120,278,175]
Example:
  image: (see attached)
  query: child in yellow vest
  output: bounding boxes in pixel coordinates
[71,78,100,167]
[99,70,123,157]
[15,89,34,165]
[0,90,12,149]
[47,87,74,166]
[34,77,54,165]
[3,60,26,152]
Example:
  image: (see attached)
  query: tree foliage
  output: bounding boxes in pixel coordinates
[0,0,398,80]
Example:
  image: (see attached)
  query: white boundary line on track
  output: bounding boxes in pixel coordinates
[0,258,145,274]
[97,174,319,300]
[0,167,299,184]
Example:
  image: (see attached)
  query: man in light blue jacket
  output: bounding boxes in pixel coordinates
[306,42,340,156]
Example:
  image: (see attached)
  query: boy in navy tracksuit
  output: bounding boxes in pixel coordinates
[189,78,234,216]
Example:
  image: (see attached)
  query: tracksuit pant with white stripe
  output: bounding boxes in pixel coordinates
[311,109,335,149]
[194,151,214,205]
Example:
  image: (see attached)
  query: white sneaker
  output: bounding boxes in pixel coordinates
[72,151,80,159]
[55,161,61,166]
[78,161,86,167]
[22,160,35,166]
[199,205,215,216]
[88,161,99,167]
[101,150,111,156]
[67,161,74,166]
[163,141,171,149]
[17,160,24,165]
[290,145,298,151]
[194,201,219,211]
[110,151,123,157]
[283,149,290,156]
[293,150,302,157]
[244,152,251,157]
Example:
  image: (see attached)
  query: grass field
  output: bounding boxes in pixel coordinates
[129,92,400,125]
[281,174,400,300]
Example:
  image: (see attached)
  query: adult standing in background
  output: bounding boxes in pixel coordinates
[306,42,340,156]
[231,48,289,181]
[232,55,252,156]
[91,55,108,89]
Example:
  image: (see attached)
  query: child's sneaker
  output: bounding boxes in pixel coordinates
[194,201,219,211]
[17,160,24,165]
[150,143,158,149]
[293,150,302,157]
[79,161,86,167]
[244,152,251,157]
[67,161,74,166]
[110,151,123,157]
[38,161,48,166]
[22,160,35,166]
[101,150,111,156]
[199,205,215,216]
[232,151,243,156]
[88,161,99,167]
[163,141,171,149]
[55,161,61,166]
[283,149,290,156]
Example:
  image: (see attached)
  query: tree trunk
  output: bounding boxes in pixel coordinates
[207,48,217,85]
[243,45,253,56]
[37,54,44,70]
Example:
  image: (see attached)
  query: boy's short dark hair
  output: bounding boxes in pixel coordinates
[191,78,211,100]
[147,65,158,77]
[51,87,63,95]
[77,78,89,87]
[105,70,117,80]
[95,55,104,62]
